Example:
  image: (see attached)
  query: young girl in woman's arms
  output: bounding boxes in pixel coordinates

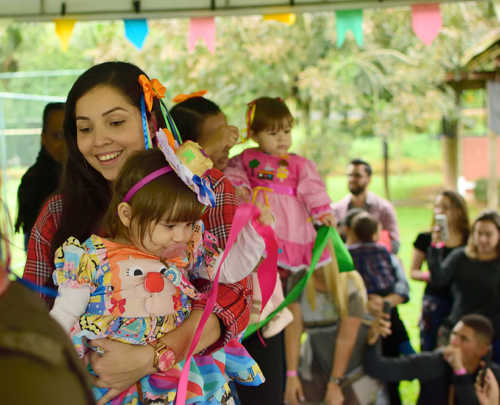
[50,144,272,405]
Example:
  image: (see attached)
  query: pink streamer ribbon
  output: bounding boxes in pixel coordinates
[175,202,278,404]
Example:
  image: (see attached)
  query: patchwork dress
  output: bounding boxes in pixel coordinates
[52,223,263,405]
[225,148,333,273]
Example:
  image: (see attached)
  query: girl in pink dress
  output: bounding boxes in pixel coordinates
[225,97,335,275]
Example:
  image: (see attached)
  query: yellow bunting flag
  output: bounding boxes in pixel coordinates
[263,13,296,25]
[54,19,76,51]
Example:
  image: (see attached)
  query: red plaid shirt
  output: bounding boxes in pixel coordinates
[23,168,251,353]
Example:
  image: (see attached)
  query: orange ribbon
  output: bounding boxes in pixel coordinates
[172,90,207,104]
[138,74,166,112]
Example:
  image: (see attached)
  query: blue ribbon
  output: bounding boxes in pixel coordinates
[192,175,216,207]
[140,95,152,150]
[14,274,59,298]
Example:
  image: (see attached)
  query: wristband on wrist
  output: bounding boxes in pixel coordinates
[431,241,445,249]
[329,376,345,385]
[421,272,430,282]
[152,341,176,373]
[454,367,467,376]
[286,370,298,377]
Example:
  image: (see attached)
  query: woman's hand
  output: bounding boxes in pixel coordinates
[284,375,305,405]
[201,125,239,157]
[431,225,444,244]
[475,368,499,405]
[89,338,155,405]
[367,313,392,345]
[319,213,336,227]
[325,381,344,405]
[255,201,274,226]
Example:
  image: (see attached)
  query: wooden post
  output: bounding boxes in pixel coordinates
[487,80,500,209]
[441,111,459,191]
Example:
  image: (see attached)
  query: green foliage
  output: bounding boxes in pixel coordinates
[474,178,500,203]
[0,4,497,175]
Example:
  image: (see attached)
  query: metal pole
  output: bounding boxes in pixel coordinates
[0,98,7,208]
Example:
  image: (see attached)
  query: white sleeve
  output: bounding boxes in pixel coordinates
[199,222,266,284]
[49,285,91,333]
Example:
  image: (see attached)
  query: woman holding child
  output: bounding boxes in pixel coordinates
[23,61,256,404]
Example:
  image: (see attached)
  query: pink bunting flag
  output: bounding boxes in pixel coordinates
[188,17,216,54]
[411,3,442,45]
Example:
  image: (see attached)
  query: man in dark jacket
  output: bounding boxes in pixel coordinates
[364,314,500,405]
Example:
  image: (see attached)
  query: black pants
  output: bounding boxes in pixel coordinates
[236,331,284,405]
[381,308,410,405]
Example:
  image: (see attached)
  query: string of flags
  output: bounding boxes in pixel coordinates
[54,4,444,52]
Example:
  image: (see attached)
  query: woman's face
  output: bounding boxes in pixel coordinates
[198,112,230,170]
[473,220,500,258]
[434,195,454,221]
[75,85,145,181]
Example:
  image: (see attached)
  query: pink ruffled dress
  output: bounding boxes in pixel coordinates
[225,148,333,272]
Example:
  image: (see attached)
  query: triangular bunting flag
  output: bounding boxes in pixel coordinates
[124,19,149,50]
[335,9,364,47]
[411,3,442,45]
[188,17,216,54]
[54,19,76,52]
[263,13,296,25]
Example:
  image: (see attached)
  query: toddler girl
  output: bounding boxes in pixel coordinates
[225,97,335,335]
[50,141,270,405]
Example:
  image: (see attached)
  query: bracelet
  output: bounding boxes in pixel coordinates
[431,241,445,249]
[152,342,176,373]
[329,376,345,385]
[454,367,467,376]
[286,370,298,377]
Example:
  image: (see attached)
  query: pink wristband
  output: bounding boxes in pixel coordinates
[454,367,467,376]
[421,272,430,282]
[286,370,298,377]
[431,241,445,249]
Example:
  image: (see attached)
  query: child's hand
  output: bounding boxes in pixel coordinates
[255,202,274,226]
[236,186,251,202]
[319,213,336,227]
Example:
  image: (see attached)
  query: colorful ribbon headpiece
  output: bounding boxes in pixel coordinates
[157,130,216,207]
[138,74,166,112]
[133,75,215,207]
[172,90,208,104]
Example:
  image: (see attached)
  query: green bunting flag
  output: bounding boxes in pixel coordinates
[243,226,354,339]
[335,9,364,48]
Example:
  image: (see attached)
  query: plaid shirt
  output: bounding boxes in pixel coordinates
[348,242,397,296]
[24,168,251,353]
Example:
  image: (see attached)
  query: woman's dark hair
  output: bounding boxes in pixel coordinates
[103,149,203,244]
[51,62,165,256]
[436,190,470,245]
[170,97,222,143]
[466,210,500,259]
[15,103,65,237]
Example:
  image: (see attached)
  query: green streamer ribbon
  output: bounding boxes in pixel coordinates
[243,226,354,339]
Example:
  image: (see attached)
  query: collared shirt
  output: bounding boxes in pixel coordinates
[332,191,400,253]
[23,168,251,354]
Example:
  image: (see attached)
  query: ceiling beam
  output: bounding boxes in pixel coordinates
[2,0,481,22]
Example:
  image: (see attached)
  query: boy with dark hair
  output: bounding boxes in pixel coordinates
[348,212,412,405]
